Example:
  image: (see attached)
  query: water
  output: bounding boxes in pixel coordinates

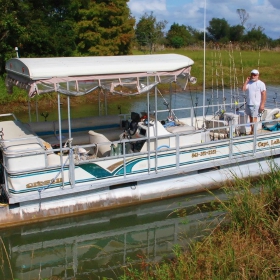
[14,85,280,124]
[0,189,226,280]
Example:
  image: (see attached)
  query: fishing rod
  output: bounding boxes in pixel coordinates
[211,52,215,116]
[273,92,278,107]
[215,48,219,112]
[205,97,213,117]
[189,85,199,128]
[228,44,234,111]
[238,47,248,113]
[157,88,179,121]
[239,48,245,84]
[258,46,261,71]
[229,42,241,113]
[218,46,226,111]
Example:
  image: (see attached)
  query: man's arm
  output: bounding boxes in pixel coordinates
[243,77,250,91]
[260,90,266,111]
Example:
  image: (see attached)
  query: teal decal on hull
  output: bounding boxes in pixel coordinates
[79,163,113,178]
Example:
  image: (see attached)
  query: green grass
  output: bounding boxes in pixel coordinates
[119,162,280,280]
[144,48,280,88]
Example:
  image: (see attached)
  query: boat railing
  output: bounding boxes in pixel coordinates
[154,101,246,121]
[79,116,280,165]
[0,113,18,121]
[2,117,278,163]
[2,118,280,195]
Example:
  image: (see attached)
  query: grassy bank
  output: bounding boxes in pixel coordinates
[134,48,280,87]
[1,48,280,113]
[119,165,280,280]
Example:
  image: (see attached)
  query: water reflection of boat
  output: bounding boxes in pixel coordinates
[1,54,280,226]
[2,191,225,279]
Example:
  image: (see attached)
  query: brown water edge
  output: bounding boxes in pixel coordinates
[0,180,224,230]
[1,83,202,116]
[0,173,266,230]
[3,92,118,114]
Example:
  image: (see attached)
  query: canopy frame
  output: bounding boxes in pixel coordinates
[5,54,196,97]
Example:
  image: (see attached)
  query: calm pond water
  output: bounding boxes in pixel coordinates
[0,189,226,280]
[13,84,280,124]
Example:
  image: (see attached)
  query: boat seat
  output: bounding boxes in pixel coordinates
[47,153,69,167]
[88,130,111,157]
[166,125,195,134]
[1,120,37,139]
[28,115,125,146]
[92,128,124,141]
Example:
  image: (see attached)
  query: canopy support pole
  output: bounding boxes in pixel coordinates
[154,76,158,174]
[28,97,31,122]
[98,90,101,116]
[147,77,151,174]
[105,91,107,115]
[67,95,75,188]
[57,93,65,188]
[35,95,39,122]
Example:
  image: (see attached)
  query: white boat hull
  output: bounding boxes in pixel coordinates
[2,54,280,227]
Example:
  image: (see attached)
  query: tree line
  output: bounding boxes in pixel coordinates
[136,10,280,53]
[1,1,279,75]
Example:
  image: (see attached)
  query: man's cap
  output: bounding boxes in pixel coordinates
[251,69,259,75]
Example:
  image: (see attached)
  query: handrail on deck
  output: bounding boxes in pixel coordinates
[0,113,17,121]
[2,117,280,194]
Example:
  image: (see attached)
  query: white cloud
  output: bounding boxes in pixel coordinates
[128,0,167,14]
[128,0,280,39]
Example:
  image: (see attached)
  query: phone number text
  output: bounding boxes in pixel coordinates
[192,149,217,158]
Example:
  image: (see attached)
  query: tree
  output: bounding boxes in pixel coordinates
[207,18,230,42]
[0,0,25,73]
[166,23,192,48]
[0,0,79,64]
[186,26,205,42]
[236,9,249,26]
[135,12,167,53]
[76,0,135,56]
[18,0,79,58]
[229,24,245,42]
[242,26,269,46]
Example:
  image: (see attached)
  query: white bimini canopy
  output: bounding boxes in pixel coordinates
[5,54,196,97]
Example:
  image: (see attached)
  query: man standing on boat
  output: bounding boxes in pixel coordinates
[242,69,266,134]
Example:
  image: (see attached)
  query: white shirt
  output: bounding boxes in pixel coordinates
[245,80,266,106]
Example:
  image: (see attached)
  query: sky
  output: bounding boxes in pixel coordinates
[128,0,280,40]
